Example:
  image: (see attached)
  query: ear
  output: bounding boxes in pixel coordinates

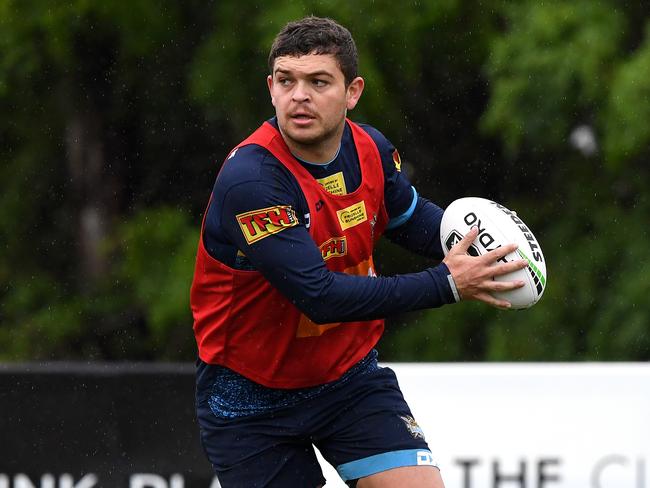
[267,75,276,107]
[346,77,365,111]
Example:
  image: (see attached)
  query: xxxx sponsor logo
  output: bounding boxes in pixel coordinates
[319,236,347,261]
[236,205,298,244]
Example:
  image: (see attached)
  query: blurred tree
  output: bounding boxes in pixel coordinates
[0,0,217,359]
[383,0,650,362]
[603,22,650,167]
[190,0,503,203]
[482,0,624,157]
[1,0,649,361]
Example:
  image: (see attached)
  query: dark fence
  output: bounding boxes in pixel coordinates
[0,362,216,488]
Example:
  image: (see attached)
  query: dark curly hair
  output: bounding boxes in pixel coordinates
[268,16,358,86]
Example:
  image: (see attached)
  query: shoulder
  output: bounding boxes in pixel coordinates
[354,122,396,155]
[215,143,300,196]
[217,144,275,187]
[351,121,403,175]
[210,142,308,234]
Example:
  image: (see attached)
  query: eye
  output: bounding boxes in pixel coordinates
[313,79,328,87]
[278,77,292,86]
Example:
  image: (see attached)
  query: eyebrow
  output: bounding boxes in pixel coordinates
[274,68,335,78]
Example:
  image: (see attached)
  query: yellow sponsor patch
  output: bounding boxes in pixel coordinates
[316,171,347,195]
[337,201,367,230]
[236,205,298,244]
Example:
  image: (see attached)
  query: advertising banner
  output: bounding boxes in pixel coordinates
[1,363,648,488]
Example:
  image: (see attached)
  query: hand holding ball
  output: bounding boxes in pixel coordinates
[440,197,547,309]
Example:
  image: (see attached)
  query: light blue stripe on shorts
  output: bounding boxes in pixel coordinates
[336,448,438,481]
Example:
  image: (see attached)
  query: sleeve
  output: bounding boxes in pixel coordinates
[216,169,457,324]
[360,124,447,260]
[383,195,446,260]
[359,124,415,221]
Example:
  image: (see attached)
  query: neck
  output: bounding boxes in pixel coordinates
[278,122,345,164]
[293,144,341,166]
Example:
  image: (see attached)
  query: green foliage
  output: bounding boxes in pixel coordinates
[0,275,83,360]
[2,0,650,362]
[113,206,198,354]
[0,206,198,360]
[189,2,275,134]
[383,164,650,361]
[0,0,216,360]
[482,0,623,156]
[189,0,494,154]
[603,23,650,166]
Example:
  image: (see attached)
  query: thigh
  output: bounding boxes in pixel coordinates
[315,367,438,485]
[196,397,326,488]
[357,465,445,488]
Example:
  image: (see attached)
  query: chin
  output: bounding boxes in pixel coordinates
[283,126,322,146]
[289,133,321,146]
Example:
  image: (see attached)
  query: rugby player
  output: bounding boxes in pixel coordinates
[191,16,526,487]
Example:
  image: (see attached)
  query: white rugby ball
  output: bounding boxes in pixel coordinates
[440,197,547,309]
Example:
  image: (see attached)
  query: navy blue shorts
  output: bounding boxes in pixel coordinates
[196,364,437,487]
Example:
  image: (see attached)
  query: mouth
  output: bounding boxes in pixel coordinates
[289,112,316,121]
[288,112,316,128]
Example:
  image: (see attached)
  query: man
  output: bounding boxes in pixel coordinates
[191,16,526,488]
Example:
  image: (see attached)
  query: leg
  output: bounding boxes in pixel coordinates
[357,466,445,488]
[196,389,326,487]
[314,366,444,487]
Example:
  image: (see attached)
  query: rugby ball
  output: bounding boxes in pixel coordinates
[440,197,547,309]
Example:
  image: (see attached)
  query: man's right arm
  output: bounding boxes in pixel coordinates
[206,171,456,324]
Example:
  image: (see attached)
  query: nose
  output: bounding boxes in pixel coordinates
[291,81,311,103]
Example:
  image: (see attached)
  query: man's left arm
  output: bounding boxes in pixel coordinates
[384,191,445,259]
[360,124,445,259]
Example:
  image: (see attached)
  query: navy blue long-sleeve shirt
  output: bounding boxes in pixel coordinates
[197,118,458,417]
[203,118,455,322]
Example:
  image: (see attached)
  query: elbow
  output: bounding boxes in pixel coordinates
[295,297,338,324]
[282,268,351,324]
[293,273,342,324]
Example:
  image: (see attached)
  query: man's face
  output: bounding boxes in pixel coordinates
[267,53,363,157]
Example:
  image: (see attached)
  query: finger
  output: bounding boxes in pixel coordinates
[483,243,518,262]
[490,259,528,277]
[450,226,478,255]
[474,291,512,309]
[482,279,525,292]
